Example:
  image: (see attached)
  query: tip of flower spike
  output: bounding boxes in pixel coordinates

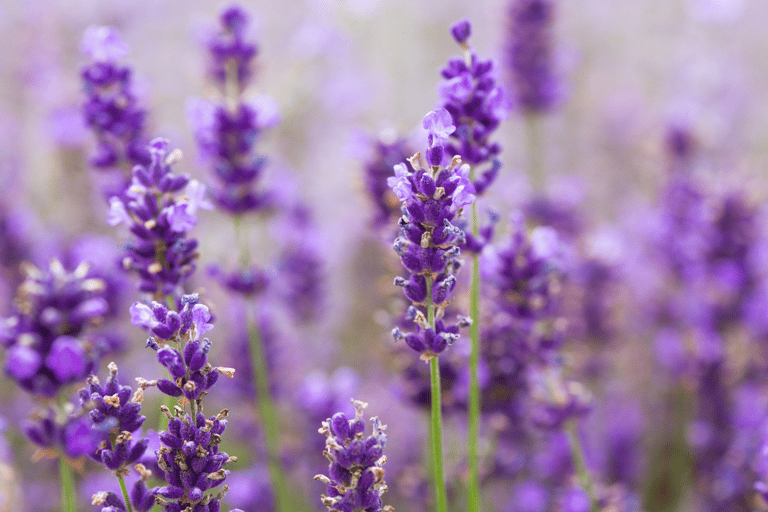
[221,5,249,33]
[81,26,129,62]
[450,19,471,44]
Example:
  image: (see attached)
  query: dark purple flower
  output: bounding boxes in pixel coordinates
[439,20,509,182]
[155,409,234,511]
[107,139,209,297]
[1,260,107,397]
[80,26,150,178]
[387,111,476,358]
[314,400,391,512]
[189,5,277,216]
[506,0,561,112]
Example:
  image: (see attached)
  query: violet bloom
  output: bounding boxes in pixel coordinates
[387,109,475,359]
[481,213,589,428]
[107,139,211,297]
[0,260,107,397]
[80,26,149,174]
[132,294,229,402]
[439,20,508,191]
[188,5,277,215]
[361,134,415,228]
[80,362,159,512]
[506,0,561,113]
[131,293,238,511]
[273,204,326,324]
[22,406,101,459]
[314,400,392,512]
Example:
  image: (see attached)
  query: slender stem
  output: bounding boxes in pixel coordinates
[247,311,293,512]
[234,216,250,267]
[59,456,76,512]
[425,277,448,512]
[524,112,544,191]
[117,474,134,512]
[466,201,481,512]
[565,421,598,512]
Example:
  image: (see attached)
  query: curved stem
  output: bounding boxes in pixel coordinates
[247,310,293,512]
[467,201,481,512]
[117,474,134,512]
[59,456,76,512]
[566,421,598,512]
[426,277,448,512]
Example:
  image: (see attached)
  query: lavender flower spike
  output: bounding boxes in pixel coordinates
[388,109,474,359]
[314,400,393,512]
[506,0,561,112]
[108,138,209,297]
[81,26,149,173]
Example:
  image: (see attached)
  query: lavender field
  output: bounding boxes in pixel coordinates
[2,1,768,511]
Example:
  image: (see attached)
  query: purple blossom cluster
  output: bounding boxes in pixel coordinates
[6,4,768,512]
[440,20,508,179]
[80,26,149,175]
[505,0,561,112]
[188,5,279,216]
[314,400,392,512]
[0,260,107,397]
[107,138,212,297]
[387,109,475,358]
[81,363,158,512]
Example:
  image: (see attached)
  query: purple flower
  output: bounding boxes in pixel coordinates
[80,26,149,178]
[190,4,275,216]
[80,26,129,63]
[422,108,456,146]
[45,336,88,382]
[450,19,472,44]
[108,139,203,296]
[314,400,391,512]
[386,163,414,203]
[506,0,561,112]
[1,260,107,397]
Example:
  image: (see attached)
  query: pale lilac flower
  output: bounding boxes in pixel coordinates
[422,108,456,145]
[129,302,156,330]
[80,26,129,63]
[192,303,214,340]
[386,163,414,202]
[106,197,131,226]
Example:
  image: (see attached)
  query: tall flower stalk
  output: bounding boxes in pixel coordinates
[188,6,291,510]
[438,20,508,511]
[388,108,475,512]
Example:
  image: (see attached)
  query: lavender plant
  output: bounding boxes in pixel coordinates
[80,26,150,198]
[188,6,293,510]
[1,259,109,510]
[314,400,392,512]
[388,107,476,512]
[436,20,509,510]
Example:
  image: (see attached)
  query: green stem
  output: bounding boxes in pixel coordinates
[426,277,448,512]
[59,456,76,512]
[467,201,481,512]
[234,217,250,267]
[524,112,544,191]
[117,474,134,512]
[248,313,293,512]
[565,421,598,512]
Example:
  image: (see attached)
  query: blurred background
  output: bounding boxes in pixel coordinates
[2,0,768,511]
